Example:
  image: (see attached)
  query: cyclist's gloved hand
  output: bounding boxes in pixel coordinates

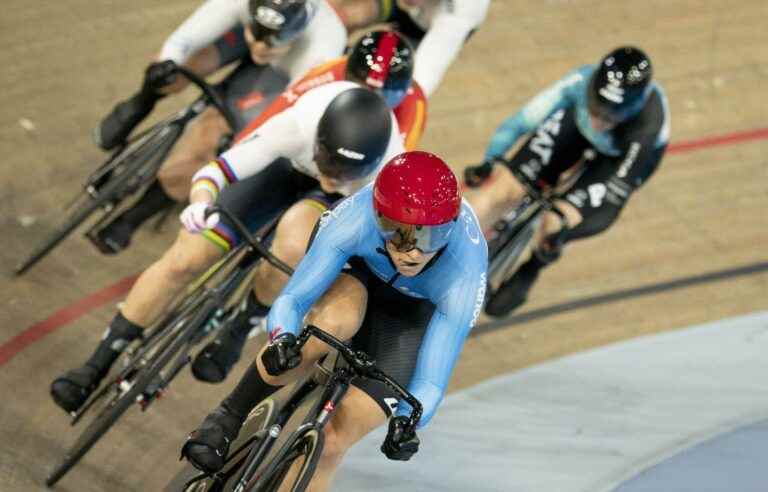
[143,60,178,92]
[381,416,420,461]
[261,333,302,376]
[464,157,503,188]
[180,202,219,234]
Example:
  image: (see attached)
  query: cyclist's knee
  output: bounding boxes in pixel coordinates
[490,165,527,203]
[162,230,222,281]
[550,200,583,231]
[273,201,325,267]
[321,388,386,464]
[467,165,526,227]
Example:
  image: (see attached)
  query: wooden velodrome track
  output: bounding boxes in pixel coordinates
[1,1,766,490]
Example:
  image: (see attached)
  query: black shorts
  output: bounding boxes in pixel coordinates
[504,106,666,241]
[386,7,428,45]
[213,26,249,67]
[342,258,435,417]
[216,62,290,134]
[212,28,290,133]
[203,159,341,251]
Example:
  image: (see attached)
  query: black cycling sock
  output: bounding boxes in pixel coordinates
[231,292,272,338]
[221,362,281,420]
[249,293,271,318]
[117,180,176,230]
[85,311,144,377]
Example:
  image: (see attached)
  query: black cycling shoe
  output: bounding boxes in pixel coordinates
[50,365,102,413]
[94,91,157,151]
[181,406,245,474]
[87,218,133,255]
[191,309,259,383]
[485,254,549,317]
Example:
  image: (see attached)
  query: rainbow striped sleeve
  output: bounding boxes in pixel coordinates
[190,157,239,199]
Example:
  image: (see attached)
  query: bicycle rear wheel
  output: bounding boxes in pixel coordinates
[15,123,182,275]
[45,296,219,487]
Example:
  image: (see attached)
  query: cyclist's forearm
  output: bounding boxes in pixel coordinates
[159,0,242,64]
[399,272,487,427]
[190,158,237,201]
[396,379,442,429]
[413,16,474,97]
[267,245,350,338]
[485,113,528,160]
[267,293,306,338]
[486,71,579,160]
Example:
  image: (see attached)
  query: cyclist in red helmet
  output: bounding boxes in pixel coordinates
[182,151,488,487]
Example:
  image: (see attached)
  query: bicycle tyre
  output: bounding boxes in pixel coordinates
[45,296,219,487]
[251,428,324,492]
[15,194,112,275]
[15,123,182,275]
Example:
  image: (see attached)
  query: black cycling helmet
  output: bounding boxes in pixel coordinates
[587,46,653,124]
[345,30,414,108]
[315,88,392,181]
[247,0,315,46]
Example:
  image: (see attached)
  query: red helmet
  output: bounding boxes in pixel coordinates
[373,151,460,252]
[345,30,414,108]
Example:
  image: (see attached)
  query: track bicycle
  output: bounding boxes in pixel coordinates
[16,58,286,275]
[168,325,422,492]
[484,166,572,301]
[45,205,291,487]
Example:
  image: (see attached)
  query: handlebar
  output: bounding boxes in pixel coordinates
[205,205,294,276]
[172,64,239,132]
[297,325,423,431]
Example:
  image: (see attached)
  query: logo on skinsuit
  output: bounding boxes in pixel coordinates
[469,272,487,328]
[284,72,337,103]
[269,326,283,341]
[617,141,641,178]
[528,109,565,167]
[317,195,356,231]
[461,207,481,245]
[237,91,265,111]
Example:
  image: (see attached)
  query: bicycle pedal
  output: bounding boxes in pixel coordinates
[117,378,134,395]
[86,185,100,199]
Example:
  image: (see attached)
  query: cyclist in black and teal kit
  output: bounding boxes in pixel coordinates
[464,46,671,317]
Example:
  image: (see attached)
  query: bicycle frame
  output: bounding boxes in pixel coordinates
[486,174,569,293]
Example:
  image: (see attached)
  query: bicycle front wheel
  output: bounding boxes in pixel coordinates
[251,428,324,492]
[15,123,182,275]
[15,192,111,275]
[45,296,219,487]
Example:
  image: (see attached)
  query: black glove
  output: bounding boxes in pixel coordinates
[261,333,302,376]
[464,157,504,188]
[381,416,420,461]
[143,60,178,92]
